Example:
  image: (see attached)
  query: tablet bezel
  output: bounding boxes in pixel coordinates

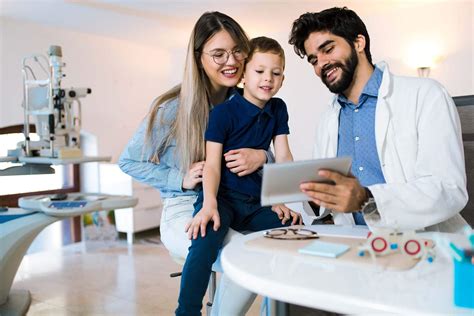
[261,157,352,206]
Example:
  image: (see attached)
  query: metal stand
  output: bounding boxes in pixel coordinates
[169,254,217,316]
[270,299,289,316]
[206,271,217,316]
[126,232,134,245]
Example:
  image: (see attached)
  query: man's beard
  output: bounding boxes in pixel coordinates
[321,46,358,94]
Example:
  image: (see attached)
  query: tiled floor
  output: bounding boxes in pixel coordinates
[12,234,263,315]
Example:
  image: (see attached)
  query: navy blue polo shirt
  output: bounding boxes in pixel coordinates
[206,92,290,197]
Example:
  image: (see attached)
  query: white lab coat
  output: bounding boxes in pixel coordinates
[313,62,469,233]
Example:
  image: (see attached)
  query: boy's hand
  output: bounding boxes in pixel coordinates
[271,204,302,225]
[224,148,266,176]
[185,206,220,239]
[182,161,205,190]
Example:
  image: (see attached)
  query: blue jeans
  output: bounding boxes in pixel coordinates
[176,188,290,316]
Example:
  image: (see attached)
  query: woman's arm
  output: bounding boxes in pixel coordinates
[119,100,203,192]
[118,115,184,191]
[186,141,223,239]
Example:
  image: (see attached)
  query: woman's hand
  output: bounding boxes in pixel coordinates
[185,204,221,239]
[182,161,205,190]
[271,204,302,225]
[224,148,266,176]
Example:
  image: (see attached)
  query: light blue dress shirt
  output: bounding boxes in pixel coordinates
[336,67,386,225]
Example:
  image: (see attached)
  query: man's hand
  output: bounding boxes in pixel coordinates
[185,205,220,239]
[299,170,367,212]
[224,148,266,177]
[182,161,205,190]
[271,204,302,225]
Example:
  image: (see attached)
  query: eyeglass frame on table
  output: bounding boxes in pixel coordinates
[264,227,319,240]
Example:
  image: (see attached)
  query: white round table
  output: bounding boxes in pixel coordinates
[221,225,473,315]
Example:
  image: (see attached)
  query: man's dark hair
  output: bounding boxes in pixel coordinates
[288,7,372,64]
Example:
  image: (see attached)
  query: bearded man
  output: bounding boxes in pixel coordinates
[289,7,468,232]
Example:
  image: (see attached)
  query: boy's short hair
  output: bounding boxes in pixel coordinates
[246,36,285,67]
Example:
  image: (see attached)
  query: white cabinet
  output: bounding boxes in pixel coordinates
[99,164,162,244]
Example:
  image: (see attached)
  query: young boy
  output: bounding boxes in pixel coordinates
[176,37,301,315]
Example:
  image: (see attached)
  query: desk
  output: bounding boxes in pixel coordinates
[0,193,137,316]
[1,209,64,316]
[221,225,474,315]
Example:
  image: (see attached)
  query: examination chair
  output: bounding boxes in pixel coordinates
[455,95,474,226]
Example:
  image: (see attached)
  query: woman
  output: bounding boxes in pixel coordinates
[119,11,273,315]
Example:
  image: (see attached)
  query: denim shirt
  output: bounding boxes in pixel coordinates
[118,97,192,198]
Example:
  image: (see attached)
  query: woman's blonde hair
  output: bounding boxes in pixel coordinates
[145,12,249,172]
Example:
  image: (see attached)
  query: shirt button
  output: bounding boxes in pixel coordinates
[359,166,364,171]
[354,109,359,113]
[355,136,360,141]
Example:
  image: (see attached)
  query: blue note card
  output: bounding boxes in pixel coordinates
[298,240,351,258]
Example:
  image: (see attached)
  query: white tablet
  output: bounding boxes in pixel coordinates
[261,157,352,206]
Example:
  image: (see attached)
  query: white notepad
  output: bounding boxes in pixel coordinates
[298,240,351,258]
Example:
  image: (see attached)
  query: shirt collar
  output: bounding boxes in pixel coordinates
[234,91,274,118]
[227,87,239,101]
[362,66,383,97]
[337,66,383,107]
[329,61,392,112]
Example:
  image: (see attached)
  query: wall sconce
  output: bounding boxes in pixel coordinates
[406,40,440,78]
[417,67,430,78]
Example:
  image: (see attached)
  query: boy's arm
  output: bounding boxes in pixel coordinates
[186,141,223,239]
[273,134,293,163]
[271,134,301,225]
[202,141,222,211]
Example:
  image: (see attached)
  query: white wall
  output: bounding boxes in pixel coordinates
[0,17,175,161]
[239,1,474,159]
[1,1,473,162]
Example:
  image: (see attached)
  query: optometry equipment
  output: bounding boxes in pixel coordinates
[1,45,110,176]
[0,46,138,316]
[357,228,435,263]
